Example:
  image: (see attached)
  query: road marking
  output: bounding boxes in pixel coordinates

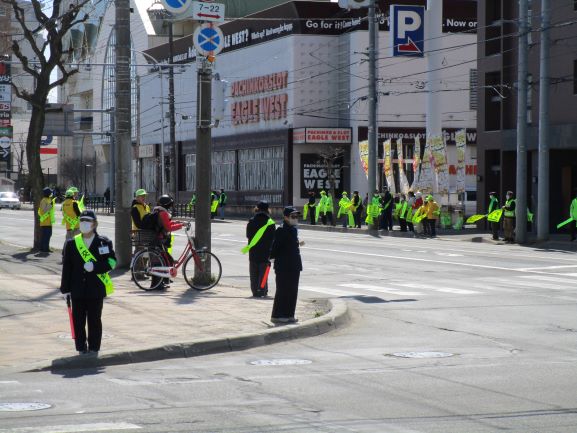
[338,283,423,296]
[0,380,19,384]
[0,423,141,433]
[397,282,478,294]
[517,265,577,271]
[434,252,464,257]
[518,275,577,287]
[300,285,361,297]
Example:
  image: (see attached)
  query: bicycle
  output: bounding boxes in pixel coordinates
[130,222,222,291]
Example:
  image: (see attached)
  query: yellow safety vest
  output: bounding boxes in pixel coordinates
[131,202,150,230]
[241,218,275,254]
[38,197,55,226]
[73,234,115,296]
[61,199,79,230]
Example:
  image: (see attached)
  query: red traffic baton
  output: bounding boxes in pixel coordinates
[66,295,75,340]
[260,264,271,289]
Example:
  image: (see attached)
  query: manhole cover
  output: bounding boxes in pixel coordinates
[0,402,52,412]
[389,352,455,359]
[250,359,312,366]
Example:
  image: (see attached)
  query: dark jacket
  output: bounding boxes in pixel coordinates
[382,192,393,212]
[270,223,303,273]
[60,233,116,300]
[246,212,276,263]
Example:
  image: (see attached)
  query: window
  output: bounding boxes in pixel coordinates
[526,74,533,124]
[212,150,236,191]
[238,146,284,191]
[0,6,6,16]
[185,153,196,191]
[574,60,577,94]
[484,72,502,131]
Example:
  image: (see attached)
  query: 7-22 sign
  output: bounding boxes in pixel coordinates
[192,1,225,22]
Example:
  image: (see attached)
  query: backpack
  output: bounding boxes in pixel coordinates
[140,210,161,232]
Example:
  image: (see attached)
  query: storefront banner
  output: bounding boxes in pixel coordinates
[455,129,466,194]
[359,140,368,180]
[301,153,343,198]
[383,139,395,193]
[397,138,410,195]
[419,137,434,194]
[411,136,421,190]
[430,135,449,195]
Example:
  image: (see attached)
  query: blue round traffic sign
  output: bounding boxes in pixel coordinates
[193,24,224,56]
[160,0,192,14]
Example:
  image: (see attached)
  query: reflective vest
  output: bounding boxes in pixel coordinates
[399,201,409,220]
[241,218,275,254]
[571,198,577,221]
[504,199,516,218]
[219,192,227,205]
[61,198,79,230]
[131,202,150,230]
[211,194,219,212]
[186,195,196,211]
[73,234,115,296]
[488,196,499,214]
[38,197,55,226]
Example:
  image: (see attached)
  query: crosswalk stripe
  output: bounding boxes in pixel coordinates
[397,282,479,294]
[0,423,142,433]
[519,274,576,284]
[338,283,423,296]
[300,286,360,297]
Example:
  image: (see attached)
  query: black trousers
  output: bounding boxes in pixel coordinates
[399,218,408,232]
[570,222,576,241]
[426,218,437,237]
[490,221,500,240]
[381,210,393,230]
[354,208,363,228]
[40,226,52,252]
[321,212,333,226]
[250,261,269,296]
[271,271,300,319]
[72,297,104,352]
[308,206,316,225]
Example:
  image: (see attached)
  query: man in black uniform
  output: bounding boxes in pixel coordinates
[305,191,316,225]
[270,206,303,324]
[352,190,363,228]
[244,201,276,297]
[380,187,394,231]
[60,210,116,354]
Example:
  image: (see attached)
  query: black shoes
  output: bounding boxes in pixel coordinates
[271,317,298,324]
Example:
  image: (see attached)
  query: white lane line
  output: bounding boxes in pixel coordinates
[0,423,141,433]
[519,275,577,285]
[0,380,19,384]
[299,285,362,297]
[517,265,577,271]
[564,273,577,277]
[397,282,479,294]
[338,283,423,296]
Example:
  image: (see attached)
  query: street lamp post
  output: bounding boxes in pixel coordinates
[84,164,92,197]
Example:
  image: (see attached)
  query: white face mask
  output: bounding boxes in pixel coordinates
[79,221,94,234]
[287,218,298,226]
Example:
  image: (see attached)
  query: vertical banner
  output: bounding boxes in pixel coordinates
[0,126,12,164]
[455,129,467,194]
[430,135,449,195]
[397,138,410,194]
[411,136,422,190]
[358,140,369,180]
[419,137,434,194]
[0,63,11,128]
[383,139,395,193]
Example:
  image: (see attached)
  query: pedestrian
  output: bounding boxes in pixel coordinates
[487,191,500,240]
[570,189,577,242]
[337,191,354,228]
[317,190,334,225]
[352,190,363,228]
[398,194,409,232]
[243,201,276,297]
[406,191,416,232]
[103,187,110,206]
[61,188,82,252]
[38,187,55,254]
[380,187,393,231]
[60,210,116,355]
[366,190,382,227]
[186,194,196,213]
[153,195,185,289]
[303,191,317,225]
[270,206,303,324]
[218,188,227,220]
[425,194,440,237]
[210,191,219,219]
[131,189,150,231]
[502,190,516,243]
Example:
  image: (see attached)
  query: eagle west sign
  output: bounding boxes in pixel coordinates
[293,128,352,145]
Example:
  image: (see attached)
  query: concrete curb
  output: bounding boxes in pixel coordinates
[30,299,350,372]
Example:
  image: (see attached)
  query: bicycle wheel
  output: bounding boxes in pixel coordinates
[183,250,222,291]
[131,249,166,291]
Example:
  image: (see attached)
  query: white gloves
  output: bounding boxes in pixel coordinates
[83,261,94,272]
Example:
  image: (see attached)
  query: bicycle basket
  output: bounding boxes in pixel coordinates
[131,230,157,247]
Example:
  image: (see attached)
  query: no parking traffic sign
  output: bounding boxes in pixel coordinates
[193,23,224,57]
[160,0,193,15]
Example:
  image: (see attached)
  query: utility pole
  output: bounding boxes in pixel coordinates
[367,0,377,195]
[168,20,178,202]
[115,0,133,267]
[516,0,529,244]
[194,57,212,283]
[537,0,550,240]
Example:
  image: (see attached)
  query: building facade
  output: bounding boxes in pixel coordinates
[477,0,577,231]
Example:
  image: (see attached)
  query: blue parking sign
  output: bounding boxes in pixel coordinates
[390,5,425,57]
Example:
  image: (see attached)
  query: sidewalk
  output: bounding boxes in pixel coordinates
[0,243,349,373]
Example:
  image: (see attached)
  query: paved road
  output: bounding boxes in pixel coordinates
[1,209,576,432]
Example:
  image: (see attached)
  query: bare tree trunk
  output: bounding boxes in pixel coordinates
[26,103,46,251]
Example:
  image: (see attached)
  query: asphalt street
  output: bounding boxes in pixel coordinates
[1,209,576,432]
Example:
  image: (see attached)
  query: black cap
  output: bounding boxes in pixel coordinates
[283,206,300,217]
[42,187,52,197]
[489,191,496,195]
[256,200,269,211]
[79,210,97,221]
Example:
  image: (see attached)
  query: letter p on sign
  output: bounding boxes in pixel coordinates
[397,11,421,39]
[391,5,425,57]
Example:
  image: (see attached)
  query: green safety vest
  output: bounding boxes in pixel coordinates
[211,199,219,212]
[73,234,115,296]
[503,199,516,218]
[187,195,196,211]
[241,218,275,254]
[488,196,499,214]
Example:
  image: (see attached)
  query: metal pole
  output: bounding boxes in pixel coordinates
[114,0,134,267]
[367,0,377,196]
[168,22,178,202]
[160,67,166,194]
[109,111,115,214]
[537,0,550,240]
[516,0,529,244]
[195,58,212,282]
